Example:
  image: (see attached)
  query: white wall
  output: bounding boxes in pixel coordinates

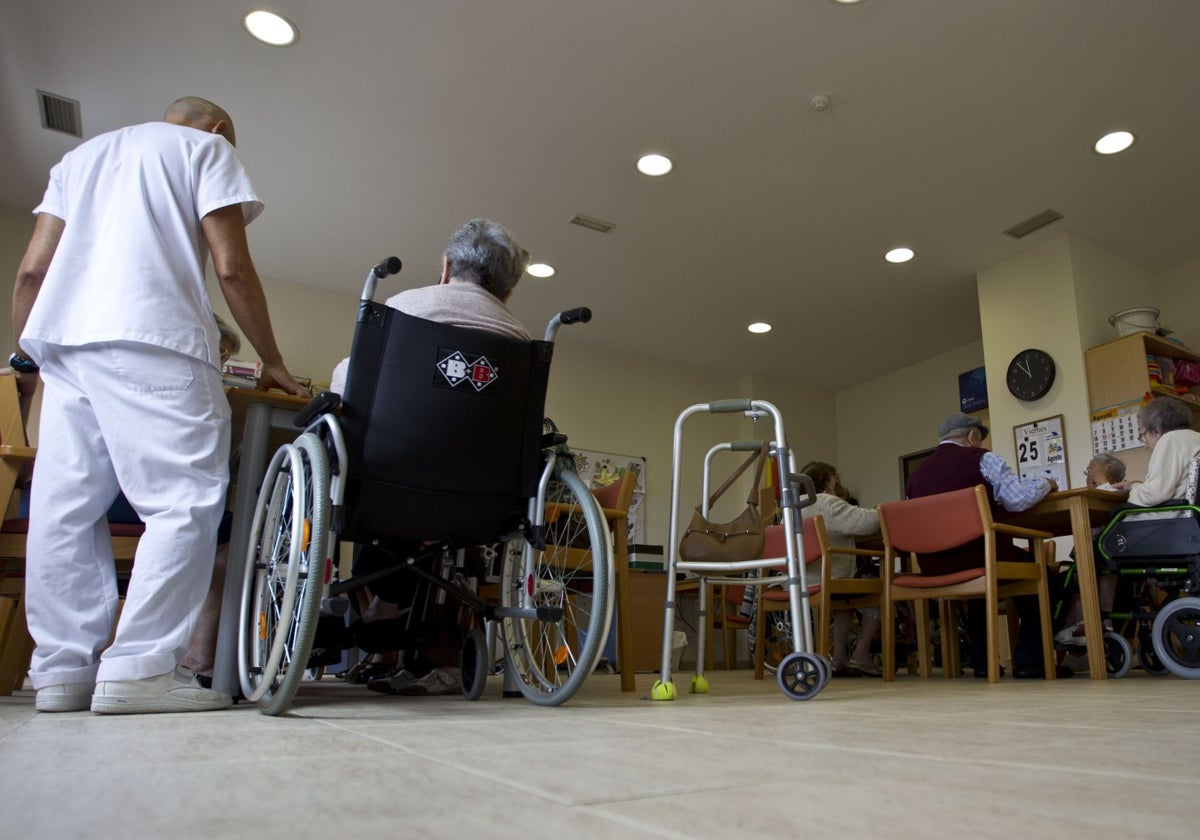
[1154,255,1200,352]
[977,236,1091,487]
[1069,235,1157,356]
[835,340,985,507]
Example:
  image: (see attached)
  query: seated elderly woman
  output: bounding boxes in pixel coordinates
[1058,397,1200,646]
[799,461,882,677]
[1115,396,1200,504]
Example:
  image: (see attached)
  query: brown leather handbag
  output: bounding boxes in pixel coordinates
[678,441,769,564]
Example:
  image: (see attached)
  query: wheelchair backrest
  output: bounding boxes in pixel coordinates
[339,304,553,546]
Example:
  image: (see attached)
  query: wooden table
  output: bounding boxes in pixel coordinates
[995,487,1127,680]
[212,388,313,696]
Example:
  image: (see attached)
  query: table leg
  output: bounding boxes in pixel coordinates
[212,402,274,697]
[1069,496,1107,680]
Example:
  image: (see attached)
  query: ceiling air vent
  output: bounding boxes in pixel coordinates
[1003,209,1063,239]
[38,90,83,137]
[568,213,616,234]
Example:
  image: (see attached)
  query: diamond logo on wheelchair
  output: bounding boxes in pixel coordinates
[437,349,499,392]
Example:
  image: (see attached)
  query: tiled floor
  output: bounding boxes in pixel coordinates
[2,668,1194,839]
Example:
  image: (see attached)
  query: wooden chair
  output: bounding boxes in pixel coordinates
[753,516,883,679]
[877,484,1056,684]
[0,373,143,695]
[586,470,638,691]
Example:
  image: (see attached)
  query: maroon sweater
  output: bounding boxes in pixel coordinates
[904,443,1020,574]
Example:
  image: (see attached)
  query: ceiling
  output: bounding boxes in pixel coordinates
[3,0,1199,391]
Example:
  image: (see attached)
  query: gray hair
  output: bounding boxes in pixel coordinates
[1139,396,1194,436]
[444,219,529,301]
[214,314,241,356]
[1089,452,1126,482]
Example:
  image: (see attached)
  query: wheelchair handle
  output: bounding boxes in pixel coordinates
[360,256,403,302]
[544,306,592,341]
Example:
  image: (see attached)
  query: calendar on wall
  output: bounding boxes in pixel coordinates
[1090,402,1142,453]
[1012,414,1068,489]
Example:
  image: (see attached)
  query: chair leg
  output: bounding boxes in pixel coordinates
[939,599,960,679]
[1037,570,1057,680]
[914,600,933,678]
[753,606,766,680]
[723,624,735,670]
[814,602,829,665]
[985,588,1001,683]
[882,592,896,682]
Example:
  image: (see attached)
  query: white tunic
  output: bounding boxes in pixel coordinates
[22,121,262,368]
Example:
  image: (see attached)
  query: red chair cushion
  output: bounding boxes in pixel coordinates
[892,568,985,588]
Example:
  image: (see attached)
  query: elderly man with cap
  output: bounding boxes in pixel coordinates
[904,411,1061,678]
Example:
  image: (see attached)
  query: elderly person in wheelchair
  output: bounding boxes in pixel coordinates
[330,219,534,695]
[1068,397,1200,678]
[236,220,613,714]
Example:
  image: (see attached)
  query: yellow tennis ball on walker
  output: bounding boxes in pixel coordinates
[650,680,677,701]
[689,674,709,694]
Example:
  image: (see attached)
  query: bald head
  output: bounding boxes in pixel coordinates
[164,96,236,146]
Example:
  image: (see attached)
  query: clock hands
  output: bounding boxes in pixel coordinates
[1016,358,1032,377]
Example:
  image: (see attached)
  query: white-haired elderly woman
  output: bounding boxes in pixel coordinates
[1114,396,1200,504]
[1058,398,1200,647]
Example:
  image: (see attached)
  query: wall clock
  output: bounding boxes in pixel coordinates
[1006,348,1056,401]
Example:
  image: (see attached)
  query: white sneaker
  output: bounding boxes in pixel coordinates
[36,682,95,713]
[1054,622,1087,647]
[91,666,232,715]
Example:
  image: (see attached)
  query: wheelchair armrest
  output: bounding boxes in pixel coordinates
[294,391,342,428]
[542,432,568,448]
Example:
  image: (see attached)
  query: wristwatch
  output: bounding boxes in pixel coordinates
[8,352,39,374]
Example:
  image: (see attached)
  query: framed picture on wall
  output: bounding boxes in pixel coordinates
[898,446,937,498]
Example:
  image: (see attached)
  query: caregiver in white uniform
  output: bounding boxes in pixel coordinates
[11,96,307,715]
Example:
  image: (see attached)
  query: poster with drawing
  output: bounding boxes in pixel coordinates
[1013,414,1068,489]
[569,448,646,545]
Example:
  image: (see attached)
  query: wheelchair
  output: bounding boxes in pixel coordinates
[1088,455,1200,679]
[237,257,613,714]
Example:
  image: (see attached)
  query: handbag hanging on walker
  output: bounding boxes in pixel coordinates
[653,398,829,702]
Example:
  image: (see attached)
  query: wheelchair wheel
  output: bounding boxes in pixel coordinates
[1102,631,1132,679]
[498,463,613,706]
[1152,597,1200,679]
[238,433,331,714]
[1136,631,1170,675]
[461,628,489,701]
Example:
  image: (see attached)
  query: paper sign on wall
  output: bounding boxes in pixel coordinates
[1013,415,1068,489]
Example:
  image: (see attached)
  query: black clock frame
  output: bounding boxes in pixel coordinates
[1006,348,1056,401]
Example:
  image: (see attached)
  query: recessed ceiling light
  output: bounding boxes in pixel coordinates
[527,262,555,278]
[1094,130,1135,155]
[833,0,864,4]
[243,10,298,46]
[636,153,673,176]
[885,247,915,264]
[747,322,772,334]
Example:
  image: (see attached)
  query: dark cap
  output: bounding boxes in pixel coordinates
[939,412,988,440]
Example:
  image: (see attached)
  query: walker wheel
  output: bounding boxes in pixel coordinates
[776,652,826,701]
[650,679,677,701]
[689,674,709,694]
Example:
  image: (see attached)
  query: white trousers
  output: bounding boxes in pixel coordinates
[26,342,230,687]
